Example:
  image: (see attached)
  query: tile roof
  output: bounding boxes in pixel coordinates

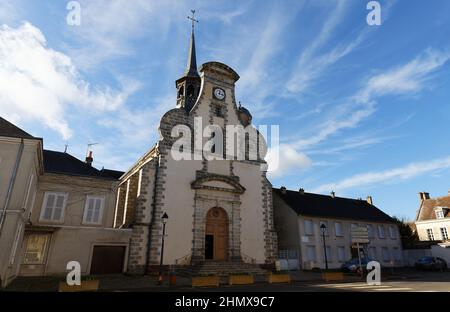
[416,194,450,221]
[273,188,396,224]
[43,150,123,180]
[0,116,36,139]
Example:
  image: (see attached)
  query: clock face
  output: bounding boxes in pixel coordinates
[213,88,225,100]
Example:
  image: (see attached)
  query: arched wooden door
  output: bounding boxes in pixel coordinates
[205,207,228,261]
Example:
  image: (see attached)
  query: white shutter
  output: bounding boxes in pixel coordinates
[43,194,55,220]
[53,195,65,221]
[335,222,343,236]
[86,198,95,222]
[83,196,104,224]
[337,247,345,262]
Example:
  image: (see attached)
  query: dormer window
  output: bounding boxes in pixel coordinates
[435,207,448,219]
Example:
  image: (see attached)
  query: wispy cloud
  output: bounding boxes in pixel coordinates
[267,143,312,178]
[0,22,138,139]
[313,155,450,193]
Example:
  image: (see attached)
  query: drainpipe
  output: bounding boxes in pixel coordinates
[0,139,25,235]
[145,150,160,274]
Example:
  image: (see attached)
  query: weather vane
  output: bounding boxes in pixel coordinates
[187,9,199,31]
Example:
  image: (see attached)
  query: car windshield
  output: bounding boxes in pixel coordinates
[419,257,433,261]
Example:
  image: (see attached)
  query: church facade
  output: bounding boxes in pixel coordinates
[113,27,278,273]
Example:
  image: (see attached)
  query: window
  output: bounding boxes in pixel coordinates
[306,245,316,262]
[389,226,397,239]
[369,246,377,259]
[367,224,375,238]
[337,246,346,262]
[381,247,390,262]
[83,196,105,225]
[436,210,445,219]
[334,222,343,237]
[440,228,448,241]
[377,225,385,239]
[23,234,49,264]
[351,223,358,231]
[40,192,67,222]
[426,229,434,241]
[304,220,314,235]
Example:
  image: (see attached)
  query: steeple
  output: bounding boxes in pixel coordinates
[184,20,199,78]
[176,10,201,112]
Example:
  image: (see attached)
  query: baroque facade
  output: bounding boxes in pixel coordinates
[113,27,278,273]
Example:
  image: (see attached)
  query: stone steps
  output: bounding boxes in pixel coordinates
[174,261,269,277]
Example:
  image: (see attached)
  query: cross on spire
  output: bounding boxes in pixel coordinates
[187,9,199,31]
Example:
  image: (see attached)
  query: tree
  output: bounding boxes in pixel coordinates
[392,216,419,248]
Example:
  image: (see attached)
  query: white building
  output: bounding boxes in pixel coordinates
[415,191,450,242]
[273,187,403,269]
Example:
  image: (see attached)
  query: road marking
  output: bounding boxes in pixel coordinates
[352,285,390,289]
[317,283,368,288]
[373,287,412,291]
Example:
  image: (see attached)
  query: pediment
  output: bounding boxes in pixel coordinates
[191,173,245,194]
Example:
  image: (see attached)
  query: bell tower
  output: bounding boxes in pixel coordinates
[176,10,201,112]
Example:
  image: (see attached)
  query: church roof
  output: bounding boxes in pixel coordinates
[273,188,396,224]
[184,30,200,78]
[43,150,123,180]
[0,116,37,140]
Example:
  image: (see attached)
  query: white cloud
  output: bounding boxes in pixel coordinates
[313,155,450,193]
[356,49,450,103]
[0,22,137,139]
[267,143,312,178]
[293,48,450,149]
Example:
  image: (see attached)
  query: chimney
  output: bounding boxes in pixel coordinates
[331,191,336,198]
[366,196,373,205]
[299,188,305,195]
[280,186,287,195]
[85,151,93,166]
[419,192,430,201]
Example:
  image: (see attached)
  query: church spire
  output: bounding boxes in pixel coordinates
[185,10,199,77]
[176,10,201,112]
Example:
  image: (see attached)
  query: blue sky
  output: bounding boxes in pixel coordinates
[1,0,449,220]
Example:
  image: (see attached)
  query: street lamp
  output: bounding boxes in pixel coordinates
[158,212,169,285]
[320,223,329,271]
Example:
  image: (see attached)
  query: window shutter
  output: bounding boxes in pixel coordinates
[44,194,55,220]
[93,198,102,223]
[86,198,95,222]
[53,195,65,221]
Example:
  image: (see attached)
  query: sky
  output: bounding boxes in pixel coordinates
[0,0,449,220]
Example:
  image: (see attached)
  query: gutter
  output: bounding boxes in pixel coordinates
[0,139,25,235]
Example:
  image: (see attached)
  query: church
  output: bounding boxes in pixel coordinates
[113,21,278,273]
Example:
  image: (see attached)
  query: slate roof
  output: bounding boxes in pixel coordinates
[273,188,396,224]
[416,194,450,221]
[0,116,36,139]
[43,150,123,180]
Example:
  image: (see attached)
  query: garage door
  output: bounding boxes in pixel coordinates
[90,246,126,275]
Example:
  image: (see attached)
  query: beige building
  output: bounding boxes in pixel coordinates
[0,117,129,287]
[0,117,42,287]
[113,25,277,273]
[415,191,450,242]
[273,187,403,269]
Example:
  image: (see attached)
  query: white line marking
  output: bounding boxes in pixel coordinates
[317,283,368,288]
[373,288,412,291]
[352,285,390,289]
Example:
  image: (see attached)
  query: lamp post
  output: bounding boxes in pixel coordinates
[158,212,169,285]
[320,223,329,271]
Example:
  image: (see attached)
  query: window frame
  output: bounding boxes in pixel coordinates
[436,210,445,219]
[304,219,314,236]
[82,196,105,225]
[440,227,448,241]
[426,228,434,241]
[389,226,397,239]
[337,246,346,262]
[377,225,386,239]
[39,192,68,223]
[334,222,343,237]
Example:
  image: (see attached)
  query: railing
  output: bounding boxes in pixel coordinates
[175,253,192,265]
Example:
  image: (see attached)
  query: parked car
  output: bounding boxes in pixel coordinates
[341,258,376,273]
[415,257,447,271]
